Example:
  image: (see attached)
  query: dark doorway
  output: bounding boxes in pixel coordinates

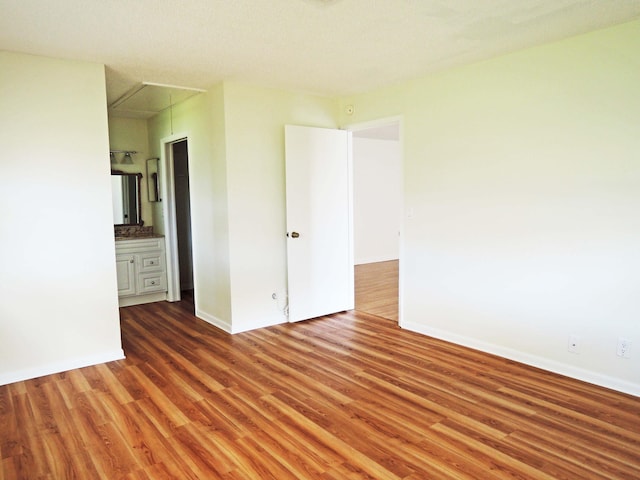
[172,140,194,311]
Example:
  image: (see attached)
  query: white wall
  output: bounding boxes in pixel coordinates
[339,20,640,396]
[0,52,124,385]
[147,82,339,334]
[221,83,340,333]
[148,83,337,333]
[147,85,233,329]
[353,137,401,264]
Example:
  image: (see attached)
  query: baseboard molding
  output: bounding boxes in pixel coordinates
[196,309,232,333]
[0,349,125,386]
[119,292,167,307]
[400,319,640,398]
[231,316,286,334]
[195,309,286,334]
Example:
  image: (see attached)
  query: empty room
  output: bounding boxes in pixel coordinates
[1,1,639,478]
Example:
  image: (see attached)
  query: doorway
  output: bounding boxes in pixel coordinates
[172,140,194,309]
[162,138,195,312]
[349,120,402,321]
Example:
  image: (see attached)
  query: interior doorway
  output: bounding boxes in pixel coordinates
[354,260,399,321]
[162,137,194,312]
[349,119,402,321]
[172,140,194,306]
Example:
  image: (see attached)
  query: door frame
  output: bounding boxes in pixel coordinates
[343,115,404,325]
[160,133,189,302]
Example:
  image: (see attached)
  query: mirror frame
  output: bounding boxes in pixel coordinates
[111,170,143,226]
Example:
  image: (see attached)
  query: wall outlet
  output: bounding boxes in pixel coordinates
[617,337,631,358]
[568,334,580,354]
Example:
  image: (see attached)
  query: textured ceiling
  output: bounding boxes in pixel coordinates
[1,0,639,108]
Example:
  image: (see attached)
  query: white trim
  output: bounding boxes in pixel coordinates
[196,309,232,333]
[346,131,355,311]
[0,349,125,387]
[230,316,286,334]
[401,320,640,398]
[118,292,167,307]
[344,115,404,135]
[142,81,206,93]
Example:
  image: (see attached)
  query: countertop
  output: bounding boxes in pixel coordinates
[115,234,164,241]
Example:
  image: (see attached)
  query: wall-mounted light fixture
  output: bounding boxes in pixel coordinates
[110,150,138,164]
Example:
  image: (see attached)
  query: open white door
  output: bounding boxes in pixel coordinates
[285,125,354,322]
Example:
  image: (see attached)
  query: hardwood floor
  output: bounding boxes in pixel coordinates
[2,300,639,479]
[355,260,399,321]
[179,289,195,315]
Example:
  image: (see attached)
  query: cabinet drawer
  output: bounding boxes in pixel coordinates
[115,237,164,253]
[138,272,166,294]
[139,252,164,273]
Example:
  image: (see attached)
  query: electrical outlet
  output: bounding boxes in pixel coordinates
[568,335,580,354]
[617,338,631,358]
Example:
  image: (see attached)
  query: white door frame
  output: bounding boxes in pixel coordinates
[160,133,189,302]
[344,115,404,325]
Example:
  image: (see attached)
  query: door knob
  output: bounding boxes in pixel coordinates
[291,232,300,238]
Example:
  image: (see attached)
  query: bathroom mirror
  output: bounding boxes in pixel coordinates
[147,158,161,202]
[111,171,142,225]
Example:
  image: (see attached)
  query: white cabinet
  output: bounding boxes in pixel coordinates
[115,254,136,296]
[115,237,167,307]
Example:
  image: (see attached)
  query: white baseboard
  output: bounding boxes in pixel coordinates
[400,320,640,398]
[196,309,286,334]
[119,292,167,307]
[196,309,232,333]
[0,349,125,386]
[231,316,286,334]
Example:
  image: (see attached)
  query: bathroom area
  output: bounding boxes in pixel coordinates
[109,111,193,309]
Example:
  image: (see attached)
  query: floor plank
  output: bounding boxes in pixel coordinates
[1,299,639,479]
[355,260,399,321]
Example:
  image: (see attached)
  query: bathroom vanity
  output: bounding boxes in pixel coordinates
[115,236,167,307]
[112,168,167,307]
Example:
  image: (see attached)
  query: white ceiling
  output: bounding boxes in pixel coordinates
[2,0,639,112]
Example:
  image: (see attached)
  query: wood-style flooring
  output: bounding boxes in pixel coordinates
[1,282,639,478]
[355,260,399,321]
